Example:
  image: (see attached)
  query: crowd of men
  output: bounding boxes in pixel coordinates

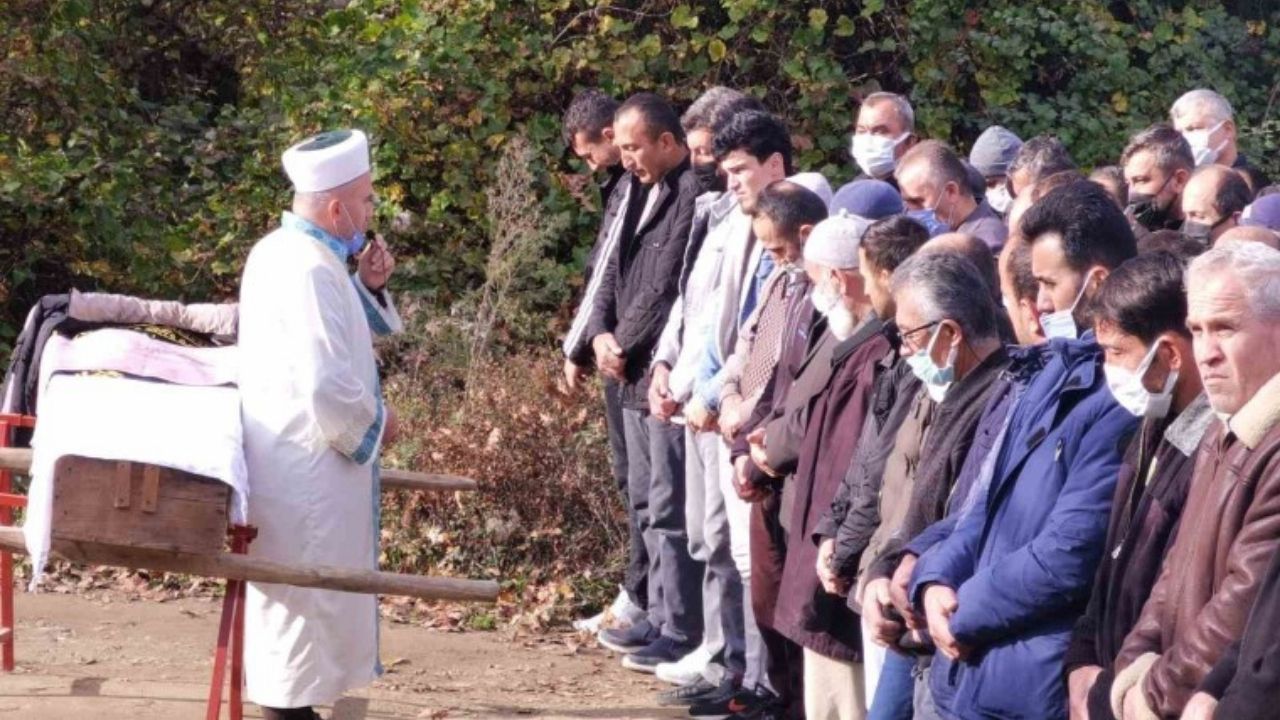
[558,86,1280,720]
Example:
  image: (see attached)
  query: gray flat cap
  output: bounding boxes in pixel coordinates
[969,125,1023,178]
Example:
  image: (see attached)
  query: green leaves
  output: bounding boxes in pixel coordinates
[672,5,699,29]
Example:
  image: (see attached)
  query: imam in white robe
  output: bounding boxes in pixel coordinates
[238,211,400,708]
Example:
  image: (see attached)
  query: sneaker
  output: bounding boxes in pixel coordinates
[573,588,646,633]
[597,618,659,654]
[621,636,697,674]
[654,644,714,685]
[656,677,720,707]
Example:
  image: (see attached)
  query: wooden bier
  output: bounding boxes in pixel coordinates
[0,448,478,493]
[0,526,498,601]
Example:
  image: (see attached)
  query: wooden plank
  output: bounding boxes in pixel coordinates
[0,527,497,602]
[140,465,161,513]
[0,448,477,493]
[112,461,131,509]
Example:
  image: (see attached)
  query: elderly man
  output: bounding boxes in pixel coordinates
[1062,252,1213,720]
[766,214,891,720]
[906,181,1139,719]
[645,86,751,695]
[896,141,1008,253]
[1218,225,1280,250]
[558,89,650,635]
[851,92,917,185]
[804,214,926,717]
[1007,134,1076,199]
[1111,241,1280,719]
[1121,124,1195,233]
[1170,88,1271,186]
[589,93,702,668]
[1180,164,1254,245]
[969,125,1023,216]
[239,129,402,719]
[860,251,1012,720]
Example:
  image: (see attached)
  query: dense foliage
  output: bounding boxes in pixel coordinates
[3,0,1279,354]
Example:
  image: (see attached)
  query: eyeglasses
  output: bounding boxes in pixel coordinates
[899,319,942,348]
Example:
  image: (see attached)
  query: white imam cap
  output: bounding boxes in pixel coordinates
[282,129,370,193]
[803,215,872,270]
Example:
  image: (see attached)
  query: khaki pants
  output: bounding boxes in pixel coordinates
[803,647,866,720]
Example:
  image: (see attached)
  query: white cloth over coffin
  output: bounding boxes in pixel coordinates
[238,212,399,709]
[22,370,248,589]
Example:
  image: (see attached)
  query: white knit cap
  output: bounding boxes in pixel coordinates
[803,215,871,270]
[282,129,370,193]
[789,172,834,208]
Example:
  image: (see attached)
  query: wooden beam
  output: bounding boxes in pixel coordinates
[0,527,497,602]
[0,448,477,493]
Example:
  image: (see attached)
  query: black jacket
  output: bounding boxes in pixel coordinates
[586,157,698,408]
[864,345,1011,582]
[566,165,629,367]
[1064,394,1214,719]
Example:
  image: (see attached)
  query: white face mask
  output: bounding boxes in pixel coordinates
[1104,341,1178,419]
[1040,270,1097,341]
[1182,120,1227,167]
[987,184,1013,215]
[850,132,909,179]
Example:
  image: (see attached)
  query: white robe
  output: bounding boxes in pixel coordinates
[238,212,401,708]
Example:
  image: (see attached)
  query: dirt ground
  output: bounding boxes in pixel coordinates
[0,591,685,719]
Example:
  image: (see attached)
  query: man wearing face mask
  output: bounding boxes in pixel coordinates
[1170,88,1271,187]
[1061,252,1213,720]
[904,181,1139,720]
[897,141,1008,253]
[767,214,891,720]
[1121,124,1195,234]
[808,215,927,718]
[1029,181,1142,343]
[1179,164,1253,247]
[1110,241,1280,720]
[1006,135,1077,200]
[645,86,753,696]
[857,252,1012,720]
[969,125,1023,218]
[240,129,402,720]
[850,92,917,187]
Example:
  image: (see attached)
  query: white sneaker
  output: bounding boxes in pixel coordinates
[572,588,645,633]
[654,644,714,686]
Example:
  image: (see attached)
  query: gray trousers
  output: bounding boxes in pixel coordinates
[623,409,704,645]
[912,665,947,720]
[603,379,647,608]
[686,428,745,682]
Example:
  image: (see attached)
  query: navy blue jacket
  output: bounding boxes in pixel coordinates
[909,337,1138,719]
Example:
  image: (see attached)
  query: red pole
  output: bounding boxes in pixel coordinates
[0,413,35,673]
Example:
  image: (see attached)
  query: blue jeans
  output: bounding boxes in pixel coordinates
[867,651,915,720]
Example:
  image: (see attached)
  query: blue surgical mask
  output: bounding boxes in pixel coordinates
[906,198,950,237]
[905,323,957,401]
[338,201,368,255]
[1040,270,1097,341]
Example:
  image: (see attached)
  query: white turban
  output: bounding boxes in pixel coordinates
[282,129,370,193]
[789,172,834,208]
[803,215,871,270]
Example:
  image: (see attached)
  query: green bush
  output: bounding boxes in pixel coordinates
[3,0,1279,357]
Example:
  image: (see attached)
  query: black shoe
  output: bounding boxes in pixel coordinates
[657,677,721,707]
[621,636,697,673]
[729,700,785,720]
[597,618,658,654]
[692,686,770,719]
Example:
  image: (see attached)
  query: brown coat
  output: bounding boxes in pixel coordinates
[1112,373,1280,719]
